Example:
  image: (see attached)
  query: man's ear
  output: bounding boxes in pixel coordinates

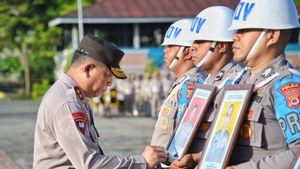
[266,30,280,47]
[183,47,192,60]
[83,63,95,78]
[217,42,228,54]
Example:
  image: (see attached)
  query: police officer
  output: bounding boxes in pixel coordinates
[225,0,300,168]
[169,6,242,169]
[33,35,167,169]
[151,19,206,149]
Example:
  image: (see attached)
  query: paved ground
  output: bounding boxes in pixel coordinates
[0,100,157,169]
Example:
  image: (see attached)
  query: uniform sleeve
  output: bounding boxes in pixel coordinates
[236,74,300,169]
[235,143,298,169]
[53,103,147,169]
[151,83,182,147]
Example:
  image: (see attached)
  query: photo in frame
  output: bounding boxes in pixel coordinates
[198,84,254,169]
[167,85,216,163]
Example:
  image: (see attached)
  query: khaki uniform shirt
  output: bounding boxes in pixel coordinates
[151,67,205,147]
[228,55,300,169]
[33,73,146,169]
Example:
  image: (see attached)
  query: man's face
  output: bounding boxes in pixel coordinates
[88,63,113,97]
[163,45,181,67]
[190,40,215,69]
[232,29,263,63]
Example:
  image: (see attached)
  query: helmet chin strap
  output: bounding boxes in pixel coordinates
[196,41,217,68]
[245,29,267,62]
[169,46,185,69]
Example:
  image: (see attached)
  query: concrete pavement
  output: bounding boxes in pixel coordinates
[0,100,157,169]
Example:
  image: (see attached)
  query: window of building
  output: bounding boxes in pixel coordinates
[139,23,170,47]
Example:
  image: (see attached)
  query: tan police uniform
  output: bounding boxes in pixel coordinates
[188,61,243,153]
[151,67,205,147]
[33,73,146,169]
[228,55,300,169]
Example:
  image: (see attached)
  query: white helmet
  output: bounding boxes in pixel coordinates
[229,0,300,30]
[189,6,236,42]
[161,19,194,46]
[189,6,236,68]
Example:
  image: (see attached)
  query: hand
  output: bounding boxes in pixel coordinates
[226,166,237,169]
[142,145,168,169]
[169,153,200,169]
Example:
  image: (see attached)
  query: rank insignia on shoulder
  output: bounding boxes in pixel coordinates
[215,70,225,81]
[279,83,300,108]
[72,112,87,134]
[74,86,84,100]
[261,67,274,78]
[177,75,187,84]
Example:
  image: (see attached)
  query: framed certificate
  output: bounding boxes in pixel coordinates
[166,84,216,163]
[198,84,254,169]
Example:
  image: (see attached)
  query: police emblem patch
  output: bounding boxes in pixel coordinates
[279,83,300,108]
[245,109,253,120]
[72,112,87,134]
[162,107,170,116]
[200,122,210,132]
[160,117,168,129]
[239,123,253,140]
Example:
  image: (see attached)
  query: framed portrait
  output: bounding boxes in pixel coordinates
[198,84,254,169]
[167,84,216,163]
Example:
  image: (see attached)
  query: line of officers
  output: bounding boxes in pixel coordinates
[150,0,300,168]
[95,0,300,168]
[90,73,174,118]
[33,0,300,168]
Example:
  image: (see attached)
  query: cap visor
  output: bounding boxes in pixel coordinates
[111,66,127,79]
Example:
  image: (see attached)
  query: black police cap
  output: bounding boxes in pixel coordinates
[78,35,127,79]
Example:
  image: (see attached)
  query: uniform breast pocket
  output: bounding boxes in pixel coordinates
[236,104,264,148]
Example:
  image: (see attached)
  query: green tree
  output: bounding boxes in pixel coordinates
[0,0,61,96]
[0,0,99,97]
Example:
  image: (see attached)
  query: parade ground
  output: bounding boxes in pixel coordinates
[0,100,157,169]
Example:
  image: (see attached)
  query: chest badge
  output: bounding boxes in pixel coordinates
[215,70,225,81]
[261,67,274,78]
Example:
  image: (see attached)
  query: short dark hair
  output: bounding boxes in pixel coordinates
[70,49,99,67]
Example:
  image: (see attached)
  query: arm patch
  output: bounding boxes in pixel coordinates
[274,74,300,144]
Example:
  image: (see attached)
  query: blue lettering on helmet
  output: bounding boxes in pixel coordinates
[166,26,182,39]
[190,17,206,33]
[233,2,255,21]
[173,27,182,39]
[233,2,245,20]
[243,3,255,21]
[166,26,175,38]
